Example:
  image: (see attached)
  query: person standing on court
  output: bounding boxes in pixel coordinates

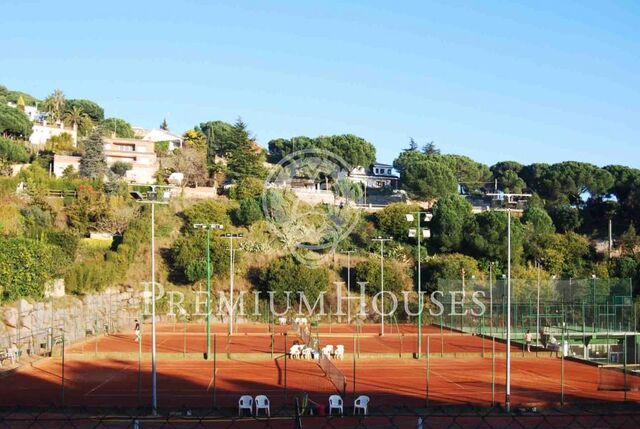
[525,329,532,352]
[134,319,141,342]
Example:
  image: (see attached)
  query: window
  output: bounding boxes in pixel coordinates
[387,169,391,174]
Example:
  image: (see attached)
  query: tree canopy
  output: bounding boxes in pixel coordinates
[65,99,104,123]
[268,134,376,169]
[99,118,135,138]
[0,104,33,138]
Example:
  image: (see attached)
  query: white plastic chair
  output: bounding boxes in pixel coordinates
[302,347,313,360]
[255,395,270,417]
[322,345,334,358]
[238,395,253,416]
[290,345,301,359]
[353,395,369,415]
[335,345,344,360]
[328,394,343,415]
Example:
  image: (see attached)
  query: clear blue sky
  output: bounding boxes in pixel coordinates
[2,1,638,167]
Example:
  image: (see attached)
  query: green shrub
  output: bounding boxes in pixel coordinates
[354,257,406,295]
[46,230,80,259]
[0,137,29,163]
[229,177,265,200]
[233,198,263,226]
[0,237,68,301]
[64,260,116,294]
[154,140,170,156]
[258,255,329,306]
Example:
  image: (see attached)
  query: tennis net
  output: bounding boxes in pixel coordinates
[598,364,640,391]
[319,354,346,397]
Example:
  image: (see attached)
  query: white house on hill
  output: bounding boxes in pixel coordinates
[135,128,183,151]
[348,162,399,189]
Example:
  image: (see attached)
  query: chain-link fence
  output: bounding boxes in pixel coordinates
[1,403,640,428]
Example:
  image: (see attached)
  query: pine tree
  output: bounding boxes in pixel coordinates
[226,118,267,180]
[422,141,440,156]
[79,131,107,179]
[160,118,169,130]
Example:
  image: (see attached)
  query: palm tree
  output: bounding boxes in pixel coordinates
[64,106,92,135]
[43,89,66,122]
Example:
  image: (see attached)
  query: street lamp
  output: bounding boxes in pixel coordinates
[193,223,224,360]
[222,233,243,335]
[371,236,393,336]
[129,184,172,415]
[405,212,432,358]
[340,250,355,324]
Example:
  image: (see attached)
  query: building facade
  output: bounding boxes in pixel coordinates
[53,137,158,184]
[29,121,78,146]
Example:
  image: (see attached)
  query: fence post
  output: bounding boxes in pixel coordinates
[138,318,142,407]
[561,315,565,407]
[352,334,356,402]
[440,314,444,358]
[94,314,98,356]
[481,315,485,358]
[61,330,65,407]
[624,333,628,401]
[213,334,217,407]
[284,332,288,402]
[183,317,186,358]
[426,335,430,408]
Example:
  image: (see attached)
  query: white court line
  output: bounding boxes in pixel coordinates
[206,367,218,391]
[84,364,134,396]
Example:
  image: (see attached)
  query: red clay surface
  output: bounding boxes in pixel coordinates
[3,355,638,410]
[336,357,640,408]
[67,332,296,354]
[67,322,518,356]
[316,333,519,355]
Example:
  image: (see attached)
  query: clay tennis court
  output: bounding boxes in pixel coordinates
[3,354,637,410]
[66,332,295,355]
[0,358,334,409]
[67,322,519,356]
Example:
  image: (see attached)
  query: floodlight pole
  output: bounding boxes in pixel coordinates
[130,184,172,415]
[193,224,224,359]
[372,237,392,336]
[485,192,531,413]
[536,259,541,347]
[223,233,243,335]
[151,201,157,414]
[592,274,597,333]
[406,212,431,358]
[506,208,512,412]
